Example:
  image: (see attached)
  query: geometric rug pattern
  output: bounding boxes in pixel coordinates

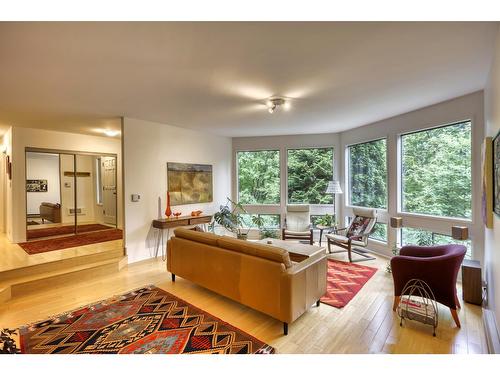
[18,229,123,255]
[320,259,377,308]
[11,286,275,354]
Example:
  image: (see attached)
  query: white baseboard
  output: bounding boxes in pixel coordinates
[483,308,500,354]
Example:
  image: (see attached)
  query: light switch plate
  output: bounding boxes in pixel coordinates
[131,194,141,202]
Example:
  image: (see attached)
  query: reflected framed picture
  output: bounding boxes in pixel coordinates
[494,131,500,216]
[26,179,48,192]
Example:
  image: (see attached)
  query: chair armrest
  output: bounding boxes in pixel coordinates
[333,227,348,235]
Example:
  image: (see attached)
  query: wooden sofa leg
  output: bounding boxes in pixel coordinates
[283,322,288,335]
[171,274,176,282]
[393,295,401,312]
[316,300,320,307]
[450,308,461,328]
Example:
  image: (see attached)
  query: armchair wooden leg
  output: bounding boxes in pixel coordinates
[316,300,320,307]
[327,239,331,254]
[171,274,176,282]
[450,308,461,328]
[455,294,461,309]
[309,229,313,245]
[347,242,353,262]
[393,296,401,312]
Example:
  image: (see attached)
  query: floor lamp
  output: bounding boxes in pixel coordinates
[325,180,343,221]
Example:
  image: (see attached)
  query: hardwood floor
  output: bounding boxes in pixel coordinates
[0,250,488,354]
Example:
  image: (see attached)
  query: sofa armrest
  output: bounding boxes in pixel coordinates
[280,252,327,323]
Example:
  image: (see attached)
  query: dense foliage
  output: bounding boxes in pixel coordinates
[402,227,471,259]
[237,150,280,204]
[402,122,472,218]
[287,148,334,204]
[349,139,387,208]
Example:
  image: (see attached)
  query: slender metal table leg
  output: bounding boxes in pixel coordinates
[162,228,169,261]
[154,228,161,258]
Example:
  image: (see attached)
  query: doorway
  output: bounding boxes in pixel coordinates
[25,149,118,242]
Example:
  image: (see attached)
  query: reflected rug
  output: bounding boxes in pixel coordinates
[2,286,275,354]
[320,259,377,308]
[27,224,113,240]
[19,229,123,255]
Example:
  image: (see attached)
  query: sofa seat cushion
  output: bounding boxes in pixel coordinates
[174,228,220,246]
[217,237,293,269]
[325,233,365,247]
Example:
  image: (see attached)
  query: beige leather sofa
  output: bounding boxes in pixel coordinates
[167,228,327,335]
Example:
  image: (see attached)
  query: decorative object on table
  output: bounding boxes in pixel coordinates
[325,207,377,262]
[325,180,343,217]
[210,197,251,240]
[26,179,48,192]
[386,216,403,273]
[173,212,182,218]
[482,137,494,227]
[397,279,439,337]
[167,162,213,206]
[191,210,203,216]
[282,205,314,244]
[451,225,469,241]
[320,259,377,308]
[390,244,466,328]
[12,286,275,354]
[494,131,500,216]
[165,191,172,218]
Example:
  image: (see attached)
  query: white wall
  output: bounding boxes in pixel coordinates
[9,127,122,242]
[484,25,500,347]
[26,152,60,215]
[123,118,232,263]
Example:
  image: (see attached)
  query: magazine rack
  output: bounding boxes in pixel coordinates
[397,279,439,336]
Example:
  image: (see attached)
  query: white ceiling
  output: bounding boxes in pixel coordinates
[0,22,497,138]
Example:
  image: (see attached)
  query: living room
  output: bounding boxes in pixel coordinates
[1,2,500,373]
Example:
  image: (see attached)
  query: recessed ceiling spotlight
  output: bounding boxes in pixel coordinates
[266,97,290,114]
[104,129,120,137]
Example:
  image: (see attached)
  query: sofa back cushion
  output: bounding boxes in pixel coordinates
[173,228,219,246]
[217,237,293,269]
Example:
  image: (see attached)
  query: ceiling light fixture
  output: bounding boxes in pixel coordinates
[266,97,290,114]
[103,129,120,137]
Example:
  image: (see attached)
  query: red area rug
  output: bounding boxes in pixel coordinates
[320,259,377,308]
[4,286,275,354]
[27,224,112,240]
[19,229,123,255]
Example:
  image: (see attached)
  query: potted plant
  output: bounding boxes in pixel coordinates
[210,198,251,239]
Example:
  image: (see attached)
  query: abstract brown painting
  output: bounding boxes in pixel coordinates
[167,163,213,206]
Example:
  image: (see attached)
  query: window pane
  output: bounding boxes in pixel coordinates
[401,227,472,259]
[401,121,472,218]
[287,148,334,204]
[370,222,387,243]
[239,214,281,228]
[237,150,280,204]
[348,139,387,209]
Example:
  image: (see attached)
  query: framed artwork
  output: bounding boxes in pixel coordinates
[167,162,213,206]
[26,179,48,192]
[482,137,493,227]
[494,131,500,216]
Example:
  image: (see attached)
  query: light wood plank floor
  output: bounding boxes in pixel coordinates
[0,251,488,354]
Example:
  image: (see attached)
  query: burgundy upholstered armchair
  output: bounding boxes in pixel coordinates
[390,244,467,328]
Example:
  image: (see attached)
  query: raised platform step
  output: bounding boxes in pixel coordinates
[0,246,124,283]
[0,256,127,303]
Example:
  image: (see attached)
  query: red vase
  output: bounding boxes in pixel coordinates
[165,192,172,218]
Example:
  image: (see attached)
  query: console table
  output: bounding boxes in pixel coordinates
[152,215,212,260]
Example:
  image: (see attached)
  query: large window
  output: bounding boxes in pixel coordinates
[401,121,472,219]
[401,227,472,259]
[237,150,280,204]
[348,139,387,209]
[287,147,334,204]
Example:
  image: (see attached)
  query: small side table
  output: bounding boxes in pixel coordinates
[316,225,335,246]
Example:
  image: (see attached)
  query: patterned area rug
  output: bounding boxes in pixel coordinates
[320,259,377,308]
[27,223,113,240]
[19,229,123,255]
[4,286,275,354]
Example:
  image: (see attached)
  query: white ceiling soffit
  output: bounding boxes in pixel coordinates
[0,21,497,138]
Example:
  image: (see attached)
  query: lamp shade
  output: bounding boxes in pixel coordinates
[325,180,343,194]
